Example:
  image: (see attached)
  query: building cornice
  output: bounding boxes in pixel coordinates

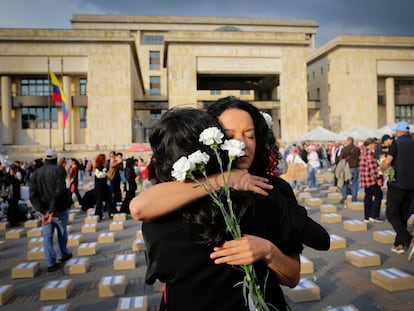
[71,14,318,30]
[307,35,414,64]
[0,29,135,43]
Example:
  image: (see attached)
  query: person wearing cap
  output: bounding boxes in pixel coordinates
[381,120,414,260]
[359,138,384,223]
[29,149,72,272]
[374,134,394,160]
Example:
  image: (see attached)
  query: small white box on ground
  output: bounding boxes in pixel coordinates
[329,234,347,250]
[67,234,83,247]
[300,255,314,274]
[347,202,364,211]
[98,232,116,244]
[343,220,367,232]
[132,239,146,252]
[68,212,76,222]
[39,303,72,311]
[113,213,127,222]
[27,247,45,260]
[5,228,26,239]
[321,213,342,224]
[345,249,381,268]
[28,237,44,249]
[77,242,97,256]
[0,284,14,306]
[24,219,40,228]
[40,279,74,301]
[81,224,97,233]
[11,261,40,279]
[98,275,127,297]
[84,215,99,224]
[305,197,322,207]
[320,204,337,213]
[324,305,359,311]
[114,254,136,270]
[0,221,10,230]
[371,268,414,292]
[373,230,396,244]
[27,227,42,238]
[109,221,124,231]
[283,278,321,303]
[327,192,341,203]
[64,257,90,275]
[116,296,147,311]
[0,240,7,251]
[297,192,312,203]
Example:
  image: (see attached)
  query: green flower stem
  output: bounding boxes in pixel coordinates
[186,143,275,311]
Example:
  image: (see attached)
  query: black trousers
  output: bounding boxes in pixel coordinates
[364,184,383,220]
[385,185,414,247]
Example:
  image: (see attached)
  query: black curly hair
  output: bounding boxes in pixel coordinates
[206,96,276,177]
[148,106,254,246]
[149,107,225,183]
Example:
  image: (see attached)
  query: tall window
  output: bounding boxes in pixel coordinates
[80,107,87,128]
[395,79,414,124]
[21,107,58,129]
[150,109,162,121]
[21,79,49,96]
[80,78,87,96]
[149,51,161,70]
[143,35,164,45]
[149,76,161,96]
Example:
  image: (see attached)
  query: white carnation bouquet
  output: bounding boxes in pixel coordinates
[172,126,272,311]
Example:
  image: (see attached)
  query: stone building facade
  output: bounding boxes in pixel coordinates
[307,35,414,133]
[0,15,413,159]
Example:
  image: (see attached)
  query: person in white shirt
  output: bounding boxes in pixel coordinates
[307,145,321,189]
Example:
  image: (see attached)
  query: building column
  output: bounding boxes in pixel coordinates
[63,75,72,145]
[1,76,12,145]
[385,77,395,124]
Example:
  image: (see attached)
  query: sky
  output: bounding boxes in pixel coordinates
[1,0,414,47]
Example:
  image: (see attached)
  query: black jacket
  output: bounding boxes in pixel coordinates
[29,162,70,214]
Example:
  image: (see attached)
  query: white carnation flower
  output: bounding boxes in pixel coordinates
[260,111,273,129]
[221,139,245,157]
[171,156,191,181]
[199,127,224,146]
[188,150,210,167]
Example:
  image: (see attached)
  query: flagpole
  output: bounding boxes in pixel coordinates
[61,57,65,151]
[47,57,52,149]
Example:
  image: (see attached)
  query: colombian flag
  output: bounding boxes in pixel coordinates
[50,71,68,128]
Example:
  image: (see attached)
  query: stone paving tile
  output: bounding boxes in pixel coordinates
[0,172,413,310]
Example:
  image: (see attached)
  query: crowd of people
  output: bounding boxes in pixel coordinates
[280,121,414,261]
[0,148,151,272]
[1,96,413,309]
[0,151,152,224]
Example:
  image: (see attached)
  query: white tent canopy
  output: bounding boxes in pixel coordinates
[298,126,346,142]
[340,125,377,141]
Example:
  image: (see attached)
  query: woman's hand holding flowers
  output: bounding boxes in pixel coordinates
[228,169,272,195]
[210,235,270,265]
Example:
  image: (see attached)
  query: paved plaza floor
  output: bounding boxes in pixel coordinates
[0,171,413,311]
